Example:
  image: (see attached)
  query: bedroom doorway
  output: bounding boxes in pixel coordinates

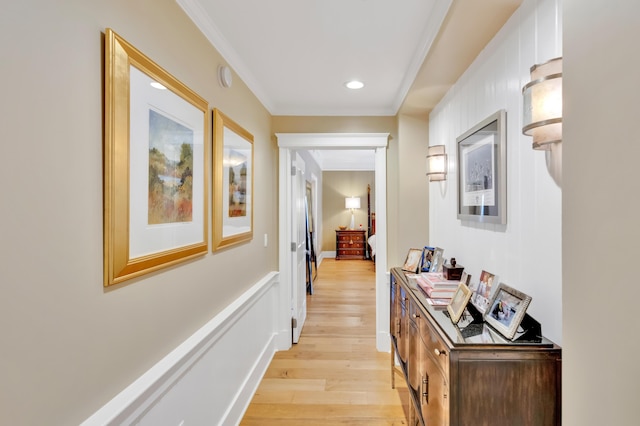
[276,133,389,353]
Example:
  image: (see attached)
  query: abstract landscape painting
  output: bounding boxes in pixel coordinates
[148,109,194,224]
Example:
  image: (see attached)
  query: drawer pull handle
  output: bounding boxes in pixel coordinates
[434,348,446,357]
[412,313,419,319]
[422,374,429,404]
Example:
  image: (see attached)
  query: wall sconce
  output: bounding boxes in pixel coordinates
[345,197,361,230]
[522,57,562,150]
[426,145,447,181]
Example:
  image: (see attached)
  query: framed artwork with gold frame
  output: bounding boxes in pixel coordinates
[103,29,209,286]
[212,109,254,250]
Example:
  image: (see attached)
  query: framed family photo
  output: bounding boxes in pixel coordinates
[430,247,444,273]
[484,283,532,340]
[470,270,495,313]
[457,110,507,224]
[103,29,209,286]
[420,246,435,272]
[459,271,472,286]
[402,248,423,273]
[447,282,473,324]
[212,109,254,250]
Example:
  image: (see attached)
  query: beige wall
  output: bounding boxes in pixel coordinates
[321,171,375,251]
[272,115,397,134]
[0,2,439,423]
[0,1,276,424]
[272,116,405,264]
[396,114,430,257]
[563,1,639,424]
[271,115,432,266]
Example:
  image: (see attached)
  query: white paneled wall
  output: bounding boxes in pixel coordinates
[429,0,562,344]
[81,272,280,426]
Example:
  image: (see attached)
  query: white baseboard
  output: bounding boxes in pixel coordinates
[323,250,337,259]
[81,272,281,426]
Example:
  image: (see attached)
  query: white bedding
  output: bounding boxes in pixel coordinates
[368,234,376,257]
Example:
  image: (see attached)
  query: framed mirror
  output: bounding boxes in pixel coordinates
[212,109,254,250]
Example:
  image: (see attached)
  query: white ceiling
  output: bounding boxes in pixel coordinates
[310,149,376,171]
[177,0,521,170]
[177,0,522,118]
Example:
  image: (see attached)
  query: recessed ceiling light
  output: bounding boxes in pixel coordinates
[150,81,166,90]
[345,80,364,90]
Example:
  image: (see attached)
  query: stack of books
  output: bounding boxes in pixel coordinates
[416,272,460,300]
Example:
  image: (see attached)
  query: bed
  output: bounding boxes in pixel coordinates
[367,185,376,261]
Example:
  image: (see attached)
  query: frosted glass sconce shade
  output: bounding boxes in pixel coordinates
[522,57,562,150]
[426,145,447,181]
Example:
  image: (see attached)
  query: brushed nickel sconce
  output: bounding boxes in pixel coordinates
[522,57,563,150]
[426,145,447,181]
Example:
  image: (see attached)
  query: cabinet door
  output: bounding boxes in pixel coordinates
[407,305,421,393]
[397,286,409,363]
[390,278,398,339]
[419,346,448,426]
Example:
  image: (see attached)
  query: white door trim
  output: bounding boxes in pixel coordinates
[276,133,390,352]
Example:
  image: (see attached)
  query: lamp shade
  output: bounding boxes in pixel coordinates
[345,197,361,209]
[426,145,447,181]
[522,57,562,150]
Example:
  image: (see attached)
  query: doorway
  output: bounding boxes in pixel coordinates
[276,133,390,352]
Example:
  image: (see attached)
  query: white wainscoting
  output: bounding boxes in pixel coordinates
[81,272,280,426]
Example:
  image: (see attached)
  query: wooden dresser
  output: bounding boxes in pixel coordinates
[335,229,366,260]
[390,268,561,426]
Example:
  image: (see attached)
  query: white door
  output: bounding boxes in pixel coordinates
[291,152,307,343]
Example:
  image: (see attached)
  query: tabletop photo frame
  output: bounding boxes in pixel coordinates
[430,247,444,273]
[402,248,423,273]
[484,282,532,340]
[420,246,435,272]
[470,270,496,313]
[447,282,473,324]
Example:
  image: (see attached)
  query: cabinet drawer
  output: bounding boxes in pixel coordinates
[338,242,364,248]
[337,235,364,242]
[419,314,449,378]
[338,249,364,256]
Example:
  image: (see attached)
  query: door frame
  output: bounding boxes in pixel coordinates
[276,133,389,352]
[291,152,306,343]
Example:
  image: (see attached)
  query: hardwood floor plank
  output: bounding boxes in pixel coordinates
[240,259,409,425]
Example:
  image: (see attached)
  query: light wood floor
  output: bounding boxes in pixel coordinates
[240,258,410,425]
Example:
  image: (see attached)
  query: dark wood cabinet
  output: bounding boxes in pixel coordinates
[390,268,561,426]
[335,229,366,260]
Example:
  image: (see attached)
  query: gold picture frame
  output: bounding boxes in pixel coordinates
[402,248,423,273]
[212,109,254,250]
[447,282,473,324]
[104,29,209,286]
